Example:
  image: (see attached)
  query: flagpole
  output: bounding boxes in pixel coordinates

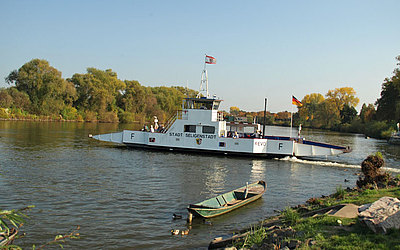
[204,54,207,97]
[290,97,293,138]
[198,55,208,98]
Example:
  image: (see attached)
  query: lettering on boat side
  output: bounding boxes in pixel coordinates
[168,132,216,139]
[169,132,183,137]
[254,141,266,147]
[185,133,217,139]
[131,133,135,139]
[278,143,283,150]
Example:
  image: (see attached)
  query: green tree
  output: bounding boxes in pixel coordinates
[315,99,340,128]
[118,80,147,114]
[151,86,185,114]
[5,59,76,115]
[376,56,400,122]
[340,104,358,124]
[0,88,13,108]
[299,93,325,127]
[70,68,126,121]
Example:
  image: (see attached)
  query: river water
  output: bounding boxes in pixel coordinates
[1,121,399,249]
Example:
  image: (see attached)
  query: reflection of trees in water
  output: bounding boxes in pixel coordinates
[0,121,124,151]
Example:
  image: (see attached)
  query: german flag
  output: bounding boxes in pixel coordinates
[292,96,303,107]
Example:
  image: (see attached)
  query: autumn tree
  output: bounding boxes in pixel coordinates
[326,87,359,110]
[230,106,240,116]
[324,87,359,125]
[5,59,76,115]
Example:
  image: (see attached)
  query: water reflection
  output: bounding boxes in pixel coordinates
[250,160,266,182]
[204,161,228,195]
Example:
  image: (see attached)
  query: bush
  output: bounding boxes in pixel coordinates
[281,206,300,225]
[61,106,78,120]
[118,111,136,123]
[0,108,9,118]
[238,224,267,248]
[334,185,346,199]
[98,111,119,123]
[381,127,396,139]
[364,121,392,139]
[357,152,391,189]
[84,111,98,122]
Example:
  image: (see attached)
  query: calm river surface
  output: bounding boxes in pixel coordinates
[1,121,399,249]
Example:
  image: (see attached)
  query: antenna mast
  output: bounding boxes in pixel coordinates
[198,62,209,98]
[197,54,216,98]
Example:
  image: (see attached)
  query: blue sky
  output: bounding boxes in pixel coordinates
[0,0,399,112]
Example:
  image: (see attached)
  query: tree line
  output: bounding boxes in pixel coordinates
[298,56,400,138]
[1,56,399,139]
[0,59,197,124]
[228,56,400,139]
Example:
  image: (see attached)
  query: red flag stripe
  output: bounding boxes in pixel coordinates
[205,55,216,64]
[292,96,303,106]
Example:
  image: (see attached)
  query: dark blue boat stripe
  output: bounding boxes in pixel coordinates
[302,140,346,150]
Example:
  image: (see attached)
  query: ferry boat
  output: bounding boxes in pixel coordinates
[91,56,351,158]
[91,95,352,158]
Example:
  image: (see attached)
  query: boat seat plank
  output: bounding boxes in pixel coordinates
[216,197,224,207]
[222,192,236,202]
[227,199,242,206]
[236,186,264,194]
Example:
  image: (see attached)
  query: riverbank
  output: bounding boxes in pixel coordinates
[211,181,400,249]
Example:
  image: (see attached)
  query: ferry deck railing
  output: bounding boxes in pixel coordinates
[163,110,188,133]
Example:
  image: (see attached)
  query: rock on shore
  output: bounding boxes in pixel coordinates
[358,196,400,234]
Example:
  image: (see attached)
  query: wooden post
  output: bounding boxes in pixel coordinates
[187,212,193,224]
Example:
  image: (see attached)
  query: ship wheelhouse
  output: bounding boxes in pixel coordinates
[166,97,226,137]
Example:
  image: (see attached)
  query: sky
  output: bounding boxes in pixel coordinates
[0,0,399,113]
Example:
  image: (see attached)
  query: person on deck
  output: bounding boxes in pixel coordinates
[154,116,159,130]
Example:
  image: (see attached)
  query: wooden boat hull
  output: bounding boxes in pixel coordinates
[187,181,266,218]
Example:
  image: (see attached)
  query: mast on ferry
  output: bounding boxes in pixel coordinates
[197,55,216,98]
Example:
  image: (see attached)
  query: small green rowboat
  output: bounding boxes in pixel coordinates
[187,180,266,218]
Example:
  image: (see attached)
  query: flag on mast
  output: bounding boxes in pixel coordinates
[292,96,303,107]
[205,55,216,64]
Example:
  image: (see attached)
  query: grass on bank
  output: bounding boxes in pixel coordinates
[234,186,400,249]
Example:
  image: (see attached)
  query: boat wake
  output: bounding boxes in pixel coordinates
[276,156,400,173]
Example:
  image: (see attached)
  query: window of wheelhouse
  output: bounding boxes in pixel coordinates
[202,126,215,134]
[184,125,196,133]
[212,101,221,110]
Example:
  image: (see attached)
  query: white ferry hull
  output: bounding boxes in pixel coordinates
[91,96,350,158]
[92,130,349,158]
